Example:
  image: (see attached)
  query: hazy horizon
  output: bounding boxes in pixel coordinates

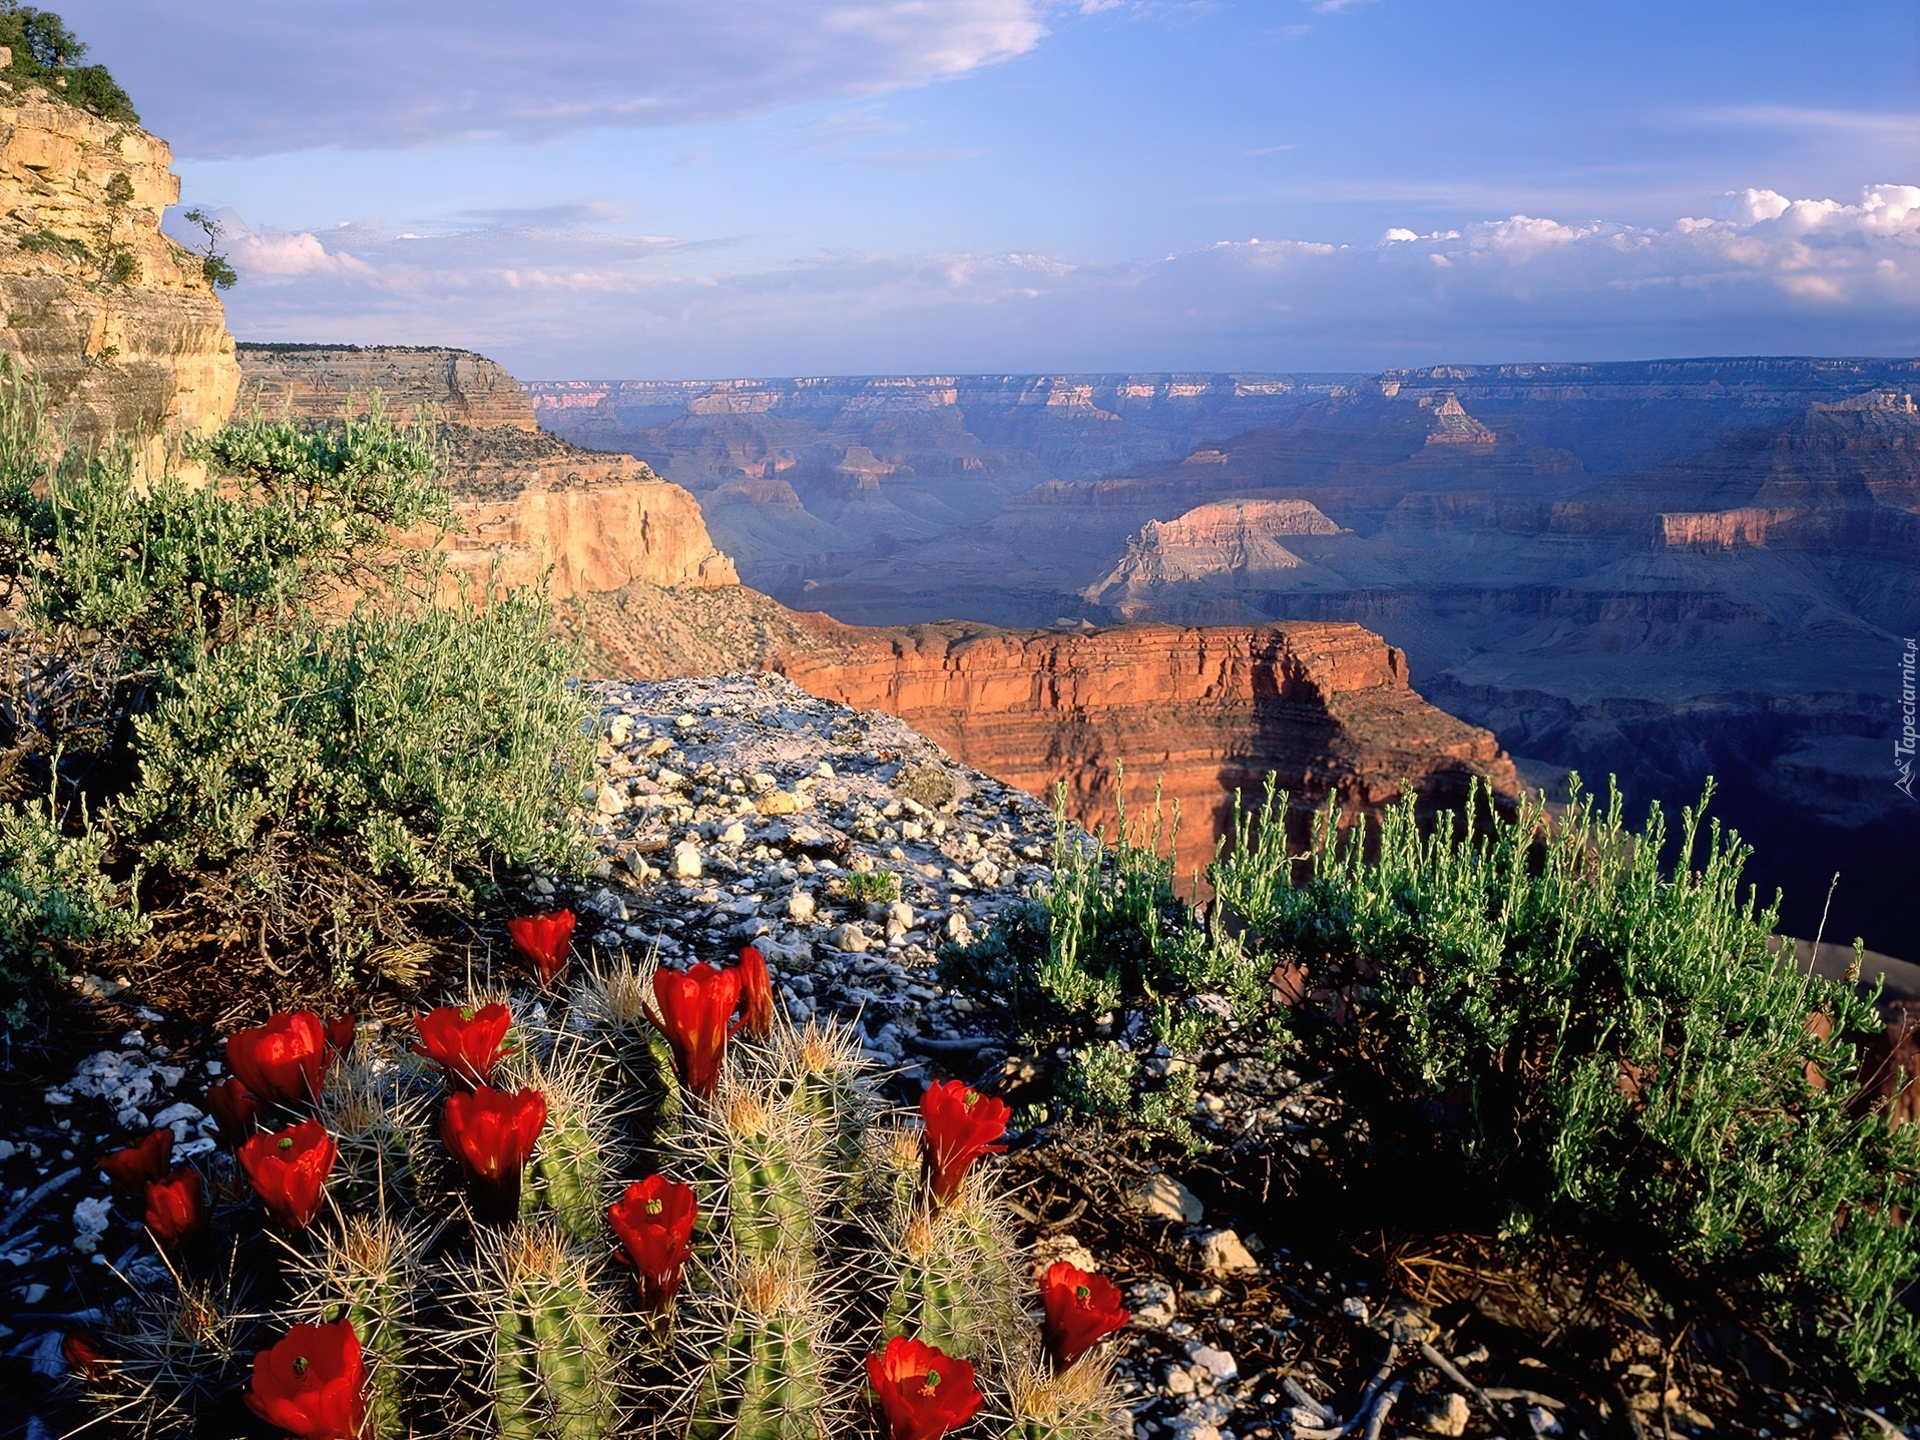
[71,1,1920,378]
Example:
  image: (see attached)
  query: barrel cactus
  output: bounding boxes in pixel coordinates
[67,945,1132,1440]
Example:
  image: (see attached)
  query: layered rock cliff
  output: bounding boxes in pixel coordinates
[235,345,737,599]
[761,617,1518,855]
[234,343,539,431]
[1083,498,1346,618]
[0,95,238,466]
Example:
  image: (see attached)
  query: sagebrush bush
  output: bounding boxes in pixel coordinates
[122,593,594,888]
[1213,775,1920,1396]
[0,793,141,1025]
[939,786,1275,1146]
[0,364,594,1016]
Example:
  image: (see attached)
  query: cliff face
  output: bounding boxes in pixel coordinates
[0,96,238,466]
[765,618,1518,854]
[1083,499,1346,617]
[235,345,737,599]
[235,344,539,431]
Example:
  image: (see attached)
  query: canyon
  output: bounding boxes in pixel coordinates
[545,361,1920,960]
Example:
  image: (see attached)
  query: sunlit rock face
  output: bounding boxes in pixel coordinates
[767,617,1518,858]
[236,344,738,600]
[0,96,239,469]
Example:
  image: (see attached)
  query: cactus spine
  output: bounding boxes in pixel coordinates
[87,962,1127,1440]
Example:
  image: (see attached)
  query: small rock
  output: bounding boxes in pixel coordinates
[1187,1344,1237,1382]
[1164,1365,1197,1397]
[1129,1173,1204,1224]
[1129,1278,1177,1329]
[1197,1229,1259,1275]
[787,891,816,923]
[1406,1393,1470,1438]
[594,784,625,816]
[758,790,802,816]
[719,821,748,846]
[1185,1285,1225,1307]
[671,842,703,879]
[1340,1295,1369,1324]
[944,912,973,946]
[1030,1232,1099,1278]
[887,900,916,933]
[72,1195,111,1254]
[825,924,870,953]
[968,858,1001,887]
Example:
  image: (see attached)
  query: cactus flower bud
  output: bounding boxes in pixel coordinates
[866,1336,982,1440]
[1039,1261,1130,1371]
[238,1120,338,1232]
[608,1174,698,1311]
[245,1318,368,1440]
[142,1166,207,1249]
[226,1011,328,1110]
[507,910,575,990]
[207,1078,266,1147]
[650,961,742,1100]
[919,1080,1009,1206]
[411,1003,514,1088]
[442,1085,548,1223]
[98,1127,172,1200]
[736,945,774,1040]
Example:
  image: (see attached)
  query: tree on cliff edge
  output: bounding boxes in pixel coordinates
[0,1,137,123]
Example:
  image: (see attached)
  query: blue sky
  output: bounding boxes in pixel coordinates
[71,0,1920,378]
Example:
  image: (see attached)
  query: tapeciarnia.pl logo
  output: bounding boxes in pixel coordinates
[1899,636,1917,800]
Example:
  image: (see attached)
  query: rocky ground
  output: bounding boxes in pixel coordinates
[0,676,1907,1439]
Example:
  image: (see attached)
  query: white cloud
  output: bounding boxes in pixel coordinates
[62,0,1048,157]
[210,182,1920,375]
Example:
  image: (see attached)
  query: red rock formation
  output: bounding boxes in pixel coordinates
[768,618,1518,857]
[1658,506,1805,549]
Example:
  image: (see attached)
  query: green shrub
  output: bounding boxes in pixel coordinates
[0,792,142,1025]
[939,784,1276,1145]
[0,2,138,122]
[122,594,595,889]
[0,363,594,1016]
[843,866,901,904]
[1215,775,1920,1397]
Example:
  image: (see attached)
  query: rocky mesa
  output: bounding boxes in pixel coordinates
[235,344,737,599]
[646,611,1514,856]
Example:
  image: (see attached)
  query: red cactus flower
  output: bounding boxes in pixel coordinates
[98,1128,172,1200]
[1039,1261,1130,1371]
[142,1166,207,1249]
[324,1013,358,1068]
[866,1336,983,1440]
[63,1332,110,1385]
[650,961,741,1100]
[207,1077,266,1147]
[737,945,775,1040]
[245,1317,368,1440]
[608,1175,698,1311]
[442,1086,548,1223]
[508,909,575,989]
[920,1079,1010,1205]
[238,1120,339,1232]
[226,1011,328,1109]
[411,1003,514,1088]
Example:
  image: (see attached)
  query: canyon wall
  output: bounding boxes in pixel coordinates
[765,618,1518,856]
[234,343,538,430]
[235,345,737,599]
[0,95,238,466]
